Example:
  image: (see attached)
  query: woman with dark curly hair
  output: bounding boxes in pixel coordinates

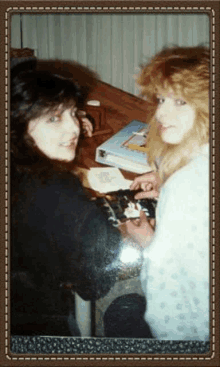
[10,69,123,336]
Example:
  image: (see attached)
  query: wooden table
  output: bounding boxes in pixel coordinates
[74,80,154,182]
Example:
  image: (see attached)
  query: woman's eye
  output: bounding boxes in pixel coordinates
[48,115,60,123]
[175,99,186,106]
[156,97,165,104]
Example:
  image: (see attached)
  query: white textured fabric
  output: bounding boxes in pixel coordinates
[140,144,209,340]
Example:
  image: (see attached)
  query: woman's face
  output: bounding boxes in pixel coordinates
[155,90,196,145]
[28,105,80,162]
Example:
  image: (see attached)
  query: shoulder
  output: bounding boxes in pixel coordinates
[12,170,85,211]
[164,144,209,195]
[45,171,84,192]
[38,173,86,211]
[144,145,209,259]
[156,144,209,223]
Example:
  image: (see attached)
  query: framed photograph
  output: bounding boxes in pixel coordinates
[1,1,219,366]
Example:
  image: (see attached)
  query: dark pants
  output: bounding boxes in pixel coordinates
[103,293,154,338]
[11,273,81,336]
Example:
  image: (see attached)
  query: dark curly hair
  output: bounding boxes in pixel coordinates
[11,69,87,174]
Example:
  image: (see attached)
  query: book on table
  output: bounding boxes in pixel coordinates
[95,119,152,174]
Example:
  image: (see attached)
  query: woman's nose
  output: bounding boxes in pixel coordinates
[64,113,79,134]
[158,101,173,120]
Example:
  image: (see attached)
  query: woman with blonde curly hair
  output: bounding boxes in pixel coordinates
[124,46,210,340]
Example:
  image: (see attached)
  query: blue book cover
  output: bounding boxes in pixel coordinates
[95,120,152,174]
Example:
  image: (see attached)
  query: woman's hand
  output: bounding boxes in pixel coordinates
[78,110,93,137]
[118,211,155,248]
[81,117,93,137]
[130,171,161,200]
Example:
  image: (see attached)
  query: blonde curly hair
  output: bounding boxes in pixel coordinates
[137,46,210,182]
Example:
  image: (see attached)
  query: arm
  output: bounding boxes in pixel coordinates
[118,171,160,247]
[81,117,93,137]
[78,110,93,137]
[140,164,209,340]
[48,178,122,300]
[141,163,209,264]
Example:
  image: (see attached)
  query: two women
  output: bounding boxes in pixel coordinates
[11,45,210,341]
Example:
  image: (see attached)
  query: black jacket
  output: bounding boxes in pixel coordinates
[11,168,122,335]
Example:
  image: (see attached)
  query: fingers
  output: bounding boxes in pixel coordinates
[124,219,138,233]
[128,211,148,228]
[124,211,155,246]
[82,118,93,131]
[130,178,142,191]
[137,211,155,234]
[139,210,148,222]
[134,190,159,200]
[140,182,153,191]
[131,218,140,226]
[117,221,129,237]
[129,171,157,191]
[118,210,155,247]
[149,218,156,228]
[82,118,93,137]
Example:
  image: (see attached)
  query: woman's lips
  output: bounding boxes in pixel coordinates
[60,138,78,148]
[158,124,173,133]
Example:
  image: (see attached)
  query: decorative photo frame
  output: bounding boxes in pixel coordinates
[1,1,219,366]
